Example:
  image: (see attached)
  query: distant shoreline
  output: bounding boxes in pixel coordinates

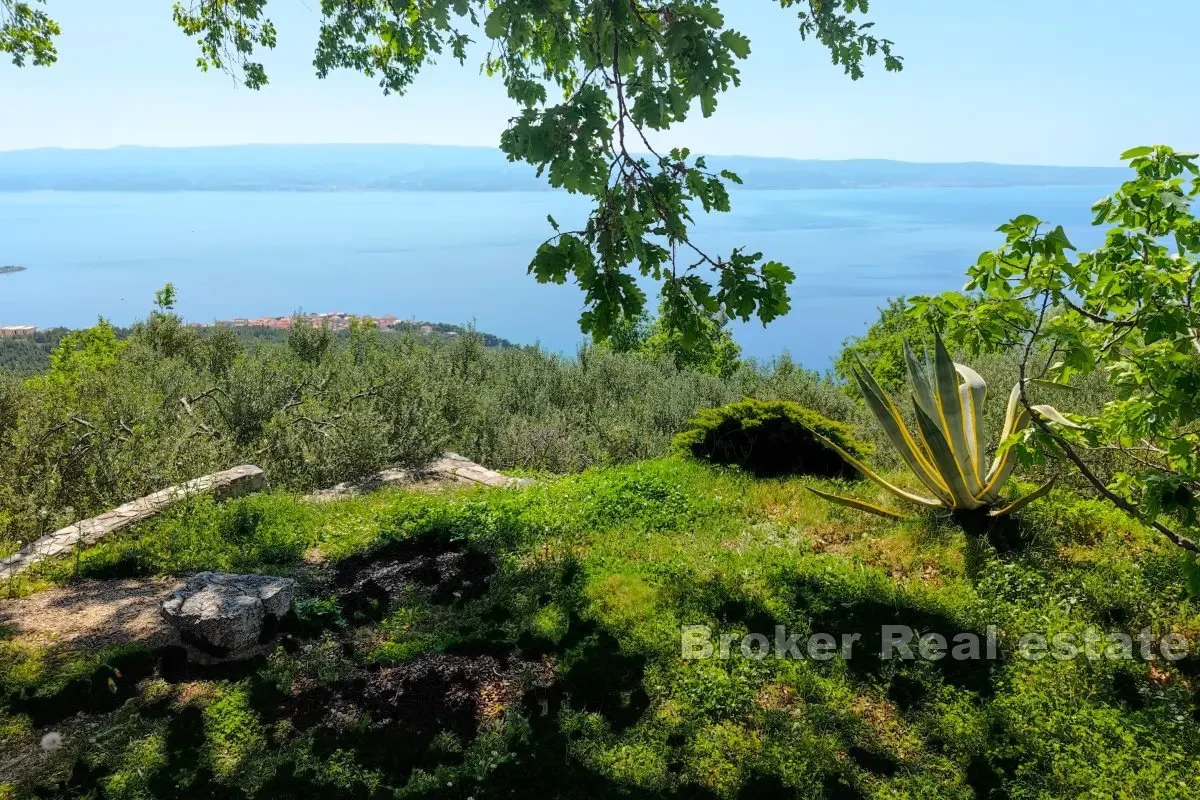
[0,143,1128,193]
[0,265,26,274]
[0,315,519,350]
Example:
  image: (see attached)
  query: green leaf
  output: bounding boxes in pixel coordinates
[484,9,506,39]
[989,478,1057,517]
[805,486,910,520]
[1120,145,1154,160]
[722,30,751,59]
[1180,551,1200,598]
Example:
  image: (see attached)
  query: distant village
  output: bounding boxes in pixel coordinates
[186,312,454,336]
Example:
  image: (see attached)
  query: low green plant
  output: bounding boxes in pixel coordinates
[810,333,1077,519]
[673,398,869,478]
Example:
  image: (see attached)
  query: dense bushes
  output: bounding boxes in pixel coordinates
[673,398,869,477]
[0,289,1122,552]
[0,318,451,550]
[0,305,855,550]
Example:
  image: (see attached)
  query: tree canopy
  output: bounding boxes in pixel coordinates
[2,0,901,346]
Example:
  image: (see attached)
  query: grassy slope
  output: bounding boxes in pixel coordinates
[2,459,1199,799]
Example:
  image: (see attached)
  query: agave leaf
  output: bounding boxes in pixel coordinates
[851,367,952,501]
[988,477,1057,517]
[979,384,1032,500]
[810,430,944,508]
[955,362,988,484]
[977,438,1028,503]
[979,391,1081,503]
[903,341,938,422]
[806,486,910,520]
[930,335,983,497]
[1031,404,1084,429]
[997,382,1026,441]
[912,401,981,508]
[1028,378,1073,391]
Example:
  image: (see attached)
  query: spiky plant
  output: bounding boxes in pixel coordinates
[809,334,1076,519]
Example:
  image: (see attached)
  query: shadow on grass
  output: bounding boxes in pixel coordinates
[9,648,157,728]
[21,531,908,799]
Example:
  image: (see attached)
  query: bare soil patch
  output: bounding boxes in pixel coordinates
[0,578,180,651]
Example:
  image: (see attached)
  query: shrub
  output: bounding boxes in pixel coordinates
[0,290,858,551]
[835,295,1034,395]
[673,398,869,478]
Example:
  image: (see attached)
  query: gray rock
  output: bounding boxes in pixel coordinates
[161,572,295,654]
[308,452,532,501]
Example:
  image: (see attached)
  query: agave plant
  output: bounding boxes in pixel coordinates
[809,335,1076,519]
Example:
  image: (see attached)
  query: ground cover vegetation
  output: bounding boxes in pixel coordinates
[3,458,1199,799]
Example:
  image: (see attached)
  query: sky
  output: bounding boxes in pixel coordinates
[0,1,1197,165]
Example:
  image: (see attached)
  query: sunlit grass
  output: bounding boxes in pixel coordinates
[3,457,1198,798]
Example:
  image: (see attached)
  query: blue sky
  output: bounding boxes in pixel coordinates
[1,0,1196,164]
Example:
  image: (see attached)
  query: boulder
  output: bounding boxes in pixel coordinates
[161,572,294,655]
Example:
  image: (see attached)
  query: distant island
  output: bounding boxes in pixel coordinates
[0,144,1128,193]
[0,265,26,274]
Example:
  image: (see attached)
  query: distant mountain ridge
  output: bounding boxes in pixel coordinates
[0,143,1126,192]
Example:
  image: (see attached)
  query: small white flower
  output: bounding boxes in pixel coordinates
[41,732,64,751]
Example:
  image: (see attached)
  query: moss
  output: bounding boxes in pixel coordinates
[0,711,31,745]
[673,398,871,478]
[682,722,763,796]
[592,738,671,791]
[102,730,169,800]
[202,683,266,783]
[528,602,570,643]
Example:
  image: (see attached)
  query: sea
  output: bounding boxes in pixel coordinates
[0,186,1110,370]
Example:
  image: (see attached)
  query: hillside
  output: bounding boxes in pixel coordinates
[0,144,1127,192]
[1,459,1196,798]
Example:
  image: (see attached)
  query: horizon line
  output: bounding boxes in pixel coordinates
[0,141,1126,170]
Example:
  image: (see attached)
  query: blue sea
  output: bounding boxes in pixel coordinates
[0,186,1110,369]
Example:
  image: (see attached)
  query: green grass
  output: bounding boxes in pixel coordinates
[3,458,1199,799]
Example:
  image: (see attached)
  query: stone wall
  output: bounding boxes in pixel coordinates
[0,465,265,580]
